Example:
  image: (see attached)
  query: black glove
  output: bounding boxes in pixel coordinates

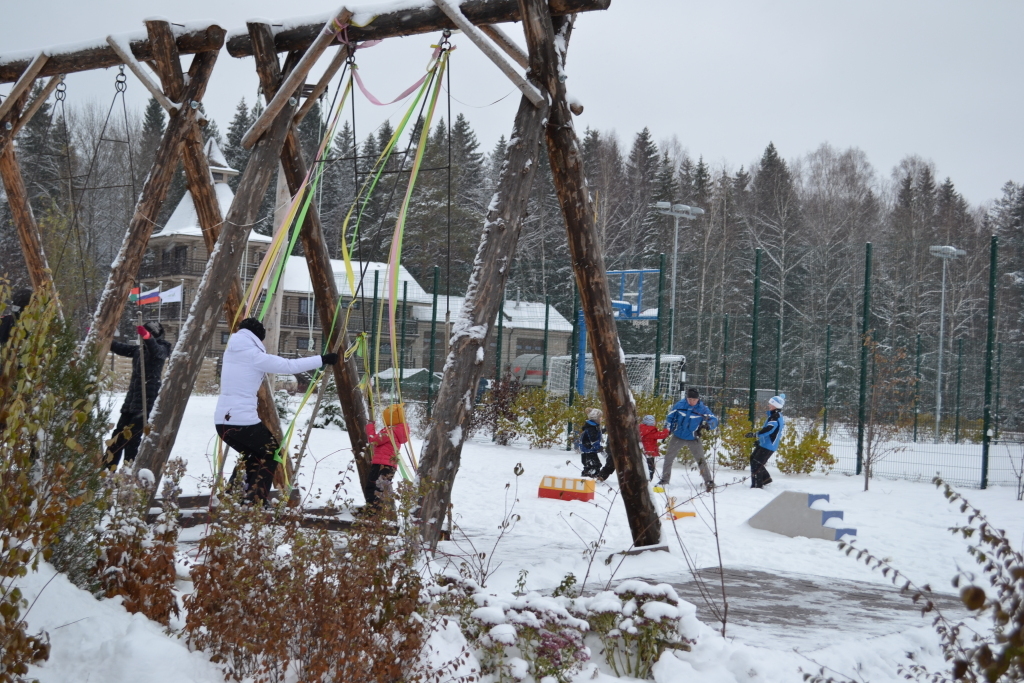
[321,352,340,365]
[744,432,754,439]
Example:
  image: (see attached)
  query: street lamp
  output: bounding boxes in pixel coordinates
[929,244,966,442]
[655,202,704,354]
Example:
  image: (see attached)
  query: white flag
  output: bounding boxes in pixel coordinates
[160,284,183,303]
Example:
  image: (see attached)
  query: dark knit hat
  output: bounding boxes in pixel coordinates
[11,288,32,310]
[686,387,700,399]
[143,321,165,339]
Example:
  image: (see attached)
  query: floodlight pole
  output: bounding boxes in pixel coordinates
[655,202,703,354]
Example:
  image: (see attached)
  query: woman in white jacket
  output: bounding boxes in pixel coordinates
[216,318,338,503]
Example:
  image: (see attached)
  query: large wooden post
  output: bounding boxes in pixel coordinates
[530,7,660,546]
[133,21,304,487]
[0,88,53,290]
[145,20,287,469]
[249,23,373,490]
[84,42,221,361]
[416,0,550,549]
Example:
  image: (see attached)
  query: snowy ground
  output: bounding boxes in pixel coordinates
[19,391,1024,682]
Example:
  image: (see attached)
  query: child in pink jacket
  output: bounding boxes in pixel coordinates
[363,404,410,513]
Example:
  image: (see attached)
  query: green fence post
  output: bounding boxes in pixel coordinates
[427,266,439,418]
[654,253,666,394]
[856,242,872,476]
[567,285,579,450]
[748,248,762,425]
[995,342,1003,440]
[823,324,831,435]
[543,294,550,385]
[913,332,922,442]
[774,316,782,394]
[981,234,998,488]
[720,313,730,420]
[954,337,963,444]
[495,292,504,384]
[400,280,408,391]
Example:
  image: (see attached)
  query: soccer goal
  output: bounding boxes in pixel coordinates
[547,353,686,398]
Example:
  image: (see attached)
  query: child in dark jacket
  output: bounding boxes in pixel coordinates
[639,414,670,480]
[363,404,410,514]
[578,408,605,478]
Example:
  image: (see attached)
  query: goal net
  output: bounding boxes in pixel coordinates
[546,354,686,399]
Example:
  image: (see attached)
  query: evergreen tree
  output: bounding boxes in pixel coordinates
[139,97,165,171]
[224,98,253,190]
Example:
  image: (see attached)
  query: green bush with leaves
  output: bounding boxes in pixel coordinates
[512,387,572,449]
[717,415,755,470]
[776,425,836,475]
[0,284,107,681]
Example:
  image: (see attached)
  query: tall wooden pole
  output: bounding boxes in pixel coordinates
[416,3,550,549]
[84,43,221,362]
[133,21,298,487]
[249,24,372,490]
[530,5,660,546]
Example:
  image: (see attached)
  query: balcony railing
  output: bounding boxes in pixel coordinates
[139,259,261,281]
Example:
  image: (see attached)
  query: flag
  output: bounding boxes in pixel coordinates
[129,286,160,305]
[160,284,183,303]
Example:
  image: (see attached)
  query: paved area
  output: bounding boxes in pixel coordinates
[654,566,966,650]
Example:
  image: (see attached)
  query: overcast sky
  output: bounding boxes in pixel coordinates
[2,0,1022,206]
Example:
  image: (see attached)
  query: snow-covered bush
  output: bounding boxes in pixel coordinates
[442,576,696,682]
[93,459,183,625]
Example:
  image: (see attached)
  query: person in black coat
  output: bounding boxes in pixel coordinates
[0,288,32,347]
[105,321,172,469]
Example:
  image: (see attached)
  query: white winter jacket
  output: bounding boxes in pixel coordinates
[214,328,324,426]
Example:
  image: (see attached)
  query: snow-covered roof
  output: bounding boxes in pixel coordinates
[204,139,236,175]
[278,255,432,303]
[152,183,271,243]
[411,294,572,333]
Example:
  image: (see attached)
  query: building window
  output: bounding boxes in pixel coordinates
[297,337,316,351]
[221,332,229,345]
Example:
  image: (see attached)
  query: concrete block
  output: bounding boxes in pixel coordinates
[747,491,856,541]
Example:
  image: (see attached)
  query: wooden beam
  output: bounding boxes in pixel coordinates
[480,24,529,69]
[132,21,300,491]
[250,24,373,492]
[0,25,225,84]
[416,0,551,550]
[144,20,186,102]
[105,35,179,113]
[225,0,611,57]
[0,143,53,291]
[530,10,660,546]
[292,45,348,127]
[431,0,543,107]
[0,75,61,156]
[0,52,48,122]
[241,8,353,150]
[179,123,292,485]
[83,48,219,363]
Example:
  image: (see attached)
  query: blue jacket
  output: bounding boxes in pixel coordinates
[756,410,785,451]
[666,399,719,441]
[578,420,603,454]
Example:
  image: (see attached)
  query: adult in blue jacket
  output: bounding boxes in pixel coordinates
[662,387,719,491]
[747,394,786,488]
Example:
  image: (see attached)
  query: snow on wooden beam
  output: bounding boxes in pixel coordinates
[0,24,225,84]
[225,0,611,57]
[431,0,543,107]
[0,52,48,121]
[105,35,180,114]
[240,7,353,149]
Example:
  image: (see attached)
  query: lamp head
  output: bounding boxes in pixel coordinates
[929,245,966,259]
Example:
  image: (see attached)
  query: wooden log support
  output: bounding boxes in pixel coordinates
[0,136,52,290]
[144,19,289,482]
[0,25,225,83]
[430,0,544,107]
[225,0,611,57]
[250,24,373,491]
[416,0,551,550]
[132,21,302,489]
[83,43,221,362]
[241,8,353,150]
[0,52,48,121]
[292,46,347,126]
[105,36,179,113]
[480,24,529,69]
[0,75,61,156]
[532,9,660,547]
